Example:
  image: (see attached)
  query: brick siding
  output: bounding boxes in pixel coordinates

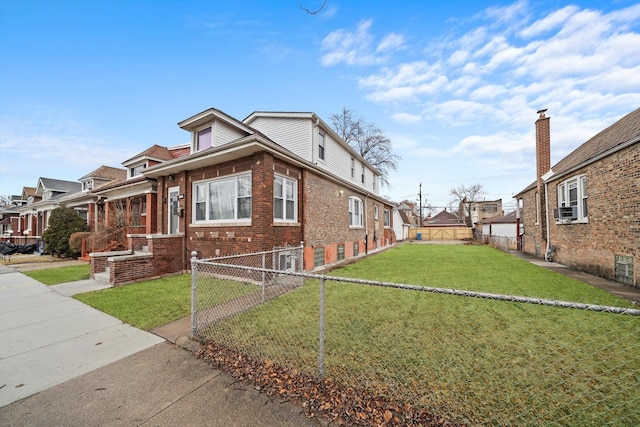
[521,142,639,285]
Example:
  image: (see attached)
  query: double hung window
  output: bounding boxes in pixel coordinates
[349,196,363,227]
[193,173,251,222]
[557,175,588,221]
[274,175,297,222]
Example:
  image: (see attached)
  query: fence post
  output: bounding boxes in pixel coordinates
[261,253,266,303]
[190,251,198,337]
[319,277,325,377]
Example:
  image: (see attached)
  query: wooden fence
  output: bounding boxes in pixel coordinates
[408,227,473,241]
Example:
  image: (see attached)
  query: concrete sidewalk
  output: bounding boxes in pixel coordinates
[0,264,164,408]
[0,264,322,426]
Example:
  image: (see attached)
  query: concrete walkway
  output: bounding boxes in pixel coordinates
[0,264,322,426]
[0,264,164,408]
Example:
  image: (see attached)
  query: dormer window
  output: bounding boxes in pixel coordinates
[83,180,93,191]
[129,163,146,178]
[196,127,212,151]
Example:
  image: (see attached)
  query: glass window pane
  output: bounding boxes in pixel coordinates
[286,200,294,220]
[274,178,283,198]
[237,197,251,219]
[238,175,251,197]
[274,199,283,219]
[197,127,212,151]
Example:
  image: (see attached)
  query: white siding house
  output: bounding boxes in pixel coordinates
[244,112,381,195]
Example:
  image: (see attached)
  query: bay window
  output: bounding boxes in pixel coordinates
[274,175,297,222]
[193,173,251,222]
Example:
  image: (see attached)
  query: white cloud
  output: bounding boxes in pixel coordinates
[520,5,578,38]
[320,19,406,67]
[391,112,422,124]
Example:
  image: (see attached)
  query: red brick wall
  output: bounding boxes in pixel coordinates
[303,170,394,269]
[179,153,304,261]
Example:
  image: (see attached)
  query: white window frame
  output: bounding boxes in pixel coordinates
[273,175,298,223]
[192,172,252,224]
[129,162,146,179]
[556,174,588,222]
[384,209,390,227]
[350,158,355,178]
[318,132,325,161]
[361,163,365,184]
[373,204,379,220]
[349,196,364,228]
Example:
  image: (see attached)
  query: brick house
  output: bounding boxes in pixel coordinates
[515,108,640,287]
[12,178,81,243]
[141,107,395,271]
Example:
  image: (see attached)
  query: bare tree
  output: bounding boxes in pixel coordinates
[0,195,11,207]
[329,107,400,187]
[450,184,485,226]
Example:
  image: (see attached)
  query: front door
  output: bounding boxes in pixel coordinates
[168,186,179,234]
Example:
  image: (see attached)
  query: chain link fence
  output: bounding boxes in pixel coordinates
[192,247,640,426]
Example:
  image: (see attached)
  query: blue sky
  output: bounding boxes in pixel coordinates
[1,0,639,212]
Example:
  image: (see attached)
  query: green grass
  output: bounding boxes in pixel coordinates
[23,264,90,285]
[74,274,257,330]
[200,244,640,426]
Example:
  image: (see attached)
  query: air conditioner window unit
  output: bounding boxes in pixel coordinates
[553,206,578,220]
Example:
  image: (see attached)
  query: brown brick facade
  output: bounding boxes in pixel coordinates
[521,142,639,285]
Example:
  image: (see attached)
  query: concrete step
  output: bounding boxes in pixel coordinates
[94,271,109,284]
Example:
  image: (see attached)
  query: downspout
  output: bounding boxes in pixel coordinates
[364,193,369,254]
[312,117,320,164]
[541,169,554,261]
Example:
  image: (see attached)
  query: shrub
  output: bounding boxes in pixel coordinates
[42,206,89,257]
[69,231,92,256]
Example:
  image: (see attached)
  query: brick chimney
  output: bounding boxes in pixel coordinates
[535,109,550,189]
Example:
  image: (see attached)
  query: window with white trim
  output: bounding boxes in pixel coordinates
[193,173,251,222]
[349,196,363,227]
[557,175,588,221]
[350,158,355,178]
[129,163,146,178]
[274,175,297,222]
[374,204,379,220]
[318,133,325,161]
[384,209,390,227]
[361,163,365,184]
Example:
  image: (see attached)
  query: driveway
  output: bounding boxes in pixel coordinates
[0,264,164,408]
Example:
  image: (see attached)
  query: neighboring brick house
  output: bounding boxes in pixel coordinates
[515,108,639,287]
[143,107,395,271]
[92,144,190,235]
[12,178,82,241]
[57,165,127,231]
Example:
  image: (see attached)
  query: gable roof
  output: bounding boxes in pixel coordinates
[424,209,466,227]
[36,178,81,194]
[122,144,175,165]
[551,107,640,179]
[22,187,37,198]
[79,165,127,181]
[517,107,640,195]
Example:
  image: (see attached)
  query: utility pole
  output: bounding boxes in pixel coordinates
[418,183,423,226]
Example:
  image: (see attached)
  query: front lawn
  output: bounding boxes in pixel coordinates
[74,274,258,330]
[23,264,90,285]
[199,244,639,426]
